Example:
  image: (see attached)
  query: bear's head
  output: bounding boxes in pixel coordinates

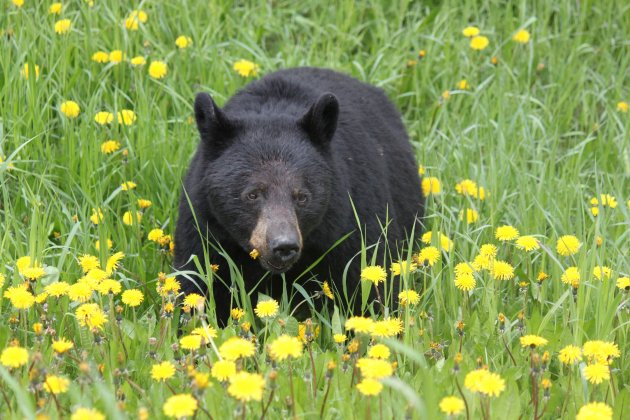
[193,92,339,273]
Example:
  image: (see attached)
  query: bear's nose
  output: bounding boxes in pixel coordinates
[270,238,300,263]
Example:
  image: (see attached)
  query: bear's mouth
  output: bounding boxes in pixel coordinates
[260,257,295,274]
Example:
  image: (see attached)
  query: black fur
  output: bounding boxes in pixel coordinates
[175,67,424,325]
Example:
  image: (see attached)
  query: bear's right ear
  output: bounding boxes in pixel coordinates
[194,92,232,146]
[299,93,339,146]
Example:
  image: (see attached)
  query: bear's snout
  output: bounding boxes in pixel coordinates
[249,204,303,273]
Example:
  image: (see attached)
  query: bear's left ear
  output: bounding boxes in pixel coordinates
[194,92,232,147]
[298,93,339,146]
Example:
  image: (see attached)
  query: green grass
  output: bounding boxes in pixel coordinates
[1,0,629,418]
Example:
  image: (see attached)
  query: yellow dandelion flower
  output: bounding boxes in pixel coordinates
[361,265,387,284]
[356,378,383,396]
[21,266,46,281]
[254,299,279,318]
[20,63,40,80]
[561,267,580,286]
[617,276,630,291]
[464,369,505,397]
[249,248,259,259]
[441,90,451,101]
[390,260,417,276]
[120,181,136,191]
[51,338,74,354]
[593,266,612,281]
[1,346,29,368]
[345,316,374,334]
[368,344,390,359]
[108,50,125,64]
[454,262,475,277]
[470,35,489,50]
[137,199,152,209]
[322,281,334,299]
[94,112,114,125]
[616,101,628,112]
[520,335,548,349]
[495,225,519,241]
[91,51,109,63]
[512,29,531,43]
[191,326,218,342]
[149,61,168,79]
[121,289,144,307]
[4,286,35,309]
[454,274,476,291]
[211,360,236,382]
[175,35,193,49]
[148,228,165,242]
[122,211,142,226]
[421,177,441,196]
[233,59,259,77]
[60,101,80,118]
[582,340,620,364]
[101,140,121,154]
[75,303,108,329]
[583,363,610,384]
[71,408,105,420]
[492,261,514,281]
[417,246,440,267]
[12,0,24,8]
[95,239,113,250]
[333,334,347,343]
[54,19,72,35]
[130,56,146,67]
[269,334,303,361]
[558,345,582,365]
[418,165,426,175]
[183,293,204,309]
[163,394,198,419]
[45,282,70,298]
[179,334,203,351]
[576,402,613,420]
[356,357,394,379]
[49,3,62,15]
[105,251,124,274]
[44,375,70,394]
[230,308,245,321]
[117,109,137,125]
[398,290,420,306]
[371,318,403,338]
[228,372,265,402]
[459,208,479,223]
[78,255,100,273]
[515,235,540,251]
[152,361,176,382]
[462,26,480,37]
[95,279,120,295]
[556,235,581,256]
[457,79,470,90]
[455,179,488,200]
[219,337,255,361]
[439,396,465,416]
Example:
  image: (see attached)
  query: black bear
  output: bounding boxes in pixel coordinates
[174,67,424,324]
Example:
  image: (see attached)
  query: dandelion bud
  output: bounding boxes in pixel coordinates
[476,356,483,368]
[79,362,90,373]
[33,322,44,335]
[347,340,359,354]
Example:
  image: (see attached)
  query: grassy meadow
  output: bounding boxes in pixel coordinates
[1,0,629,419]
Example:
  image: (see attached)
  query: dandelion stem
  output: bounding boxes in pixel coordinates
[319,377,332,418]
[608,364,617,401]
[502,336,517,366]
[0,385,12,414]
[288,360,296,418]
[308,344,317,398]
[454,377,470,420]
[260,387,275,420]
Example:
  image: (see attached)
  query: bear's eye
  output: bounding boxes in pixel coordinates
[246,192,259,201]
[295,192,308,204]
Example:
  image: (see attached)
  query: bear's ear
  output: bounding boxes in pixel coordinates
[194,92,232,146]
[299,93,339,146]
